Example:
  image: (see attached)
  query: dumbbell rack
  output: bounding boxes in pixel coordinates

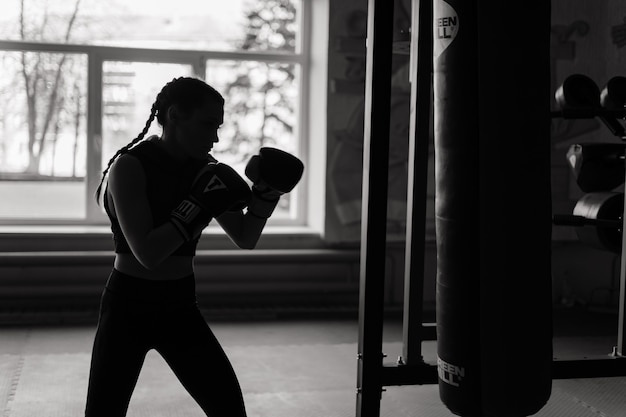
[551,91,626,378]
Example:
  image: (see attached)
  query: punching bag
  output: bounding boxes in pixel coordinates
[434,1,553,416]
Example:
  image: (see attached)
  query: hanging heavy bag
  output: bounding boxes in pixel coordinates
[433,1,553,416]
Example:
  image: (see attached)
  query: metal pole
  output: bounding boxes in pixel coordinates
[617,171,626,355]
[402,0,433,367]
[356,0,395,415]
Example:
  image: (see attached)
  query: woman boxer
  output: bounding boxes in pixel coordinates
[85,77,301,417]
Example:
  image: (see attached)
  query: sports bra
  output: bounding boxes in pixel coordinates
[104,137,212,256]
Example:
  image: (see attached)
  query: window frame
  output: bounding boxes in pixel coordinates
[0,17,310,227]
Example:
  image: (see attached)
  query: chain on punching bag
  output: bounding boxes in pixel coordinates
[434,1,553,416]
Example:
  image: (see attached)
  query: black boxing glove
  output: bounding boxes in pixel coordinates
[244,148,304,219]
[171,163,251,240]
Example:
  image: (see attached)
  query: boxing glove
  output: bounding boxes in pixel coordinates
[171,163,252,240]
[245,148,304,218]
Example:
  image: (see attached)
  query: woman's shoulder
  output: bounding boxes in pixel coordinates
[111,152,142,172]
[108,152,145,189]
[109,138,158,175]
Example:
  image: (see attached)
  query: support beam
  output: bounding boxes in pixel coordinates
[402,0,434,367]
[553,357,626,379]
[356,0,395,415]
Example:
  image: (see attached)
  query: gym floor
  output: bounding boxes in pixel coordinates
[1,306,625,417]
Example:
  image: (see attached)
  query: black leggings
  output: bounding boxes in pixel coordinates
[85,269,247,417]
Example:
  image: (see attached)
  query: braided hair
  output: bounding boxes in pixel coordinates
[95,77,224,204]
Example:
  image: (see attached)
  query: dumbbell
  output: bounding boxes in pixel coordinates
[553,192,623,253]
[555,74,626,138]
[555,73,601,112]
[601,76,626,111]
[566,143,626,193]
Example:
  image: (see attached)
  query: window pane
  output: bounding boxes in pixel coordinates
[206,60,300,218]
[0,50,87,219]
[2,0,300,53]
[101,61,194,171]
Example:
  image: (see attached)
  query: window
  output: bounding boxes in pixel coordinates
[0,0,307,226]
[0,50,88,219]
[206,59,302,220]
[101,61,196,171]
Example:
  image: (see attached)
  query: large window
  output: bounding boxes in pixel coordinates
[0,0,307,225]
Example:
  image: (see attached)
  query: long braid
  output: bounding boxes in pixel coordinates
[94,90,163,204]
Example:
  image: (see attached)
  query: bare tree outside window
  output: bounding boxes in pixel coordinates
[0,0,86,179]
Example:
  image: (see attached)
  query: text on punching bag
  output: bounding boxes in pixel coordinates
[437,357,465,387]
[437,16,457,39]
[433,0,459,58]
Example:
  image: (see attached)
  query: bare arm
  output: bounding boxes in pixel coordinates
[107,154,187,269]
[216,210,267,249]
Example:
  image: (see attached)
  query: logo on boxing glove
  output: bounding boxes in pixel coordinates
[202,175,228,193]
[172,200,202,223]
